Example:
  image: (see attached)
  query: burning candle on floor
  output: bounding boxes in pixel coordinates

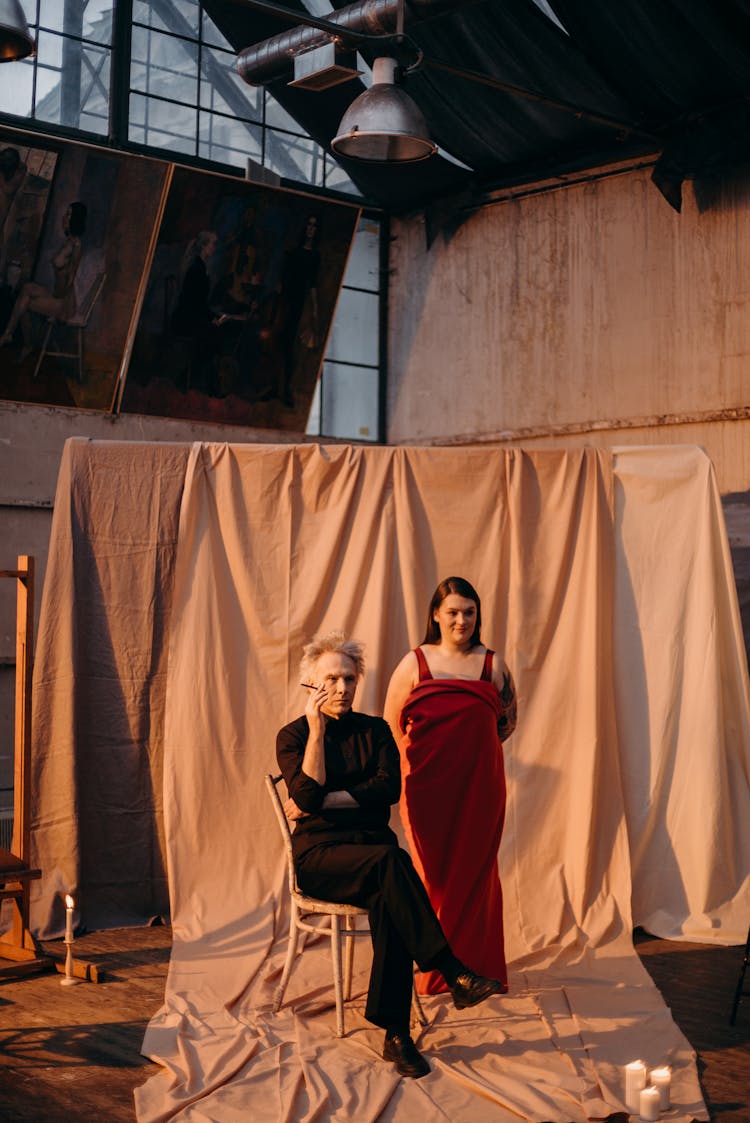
[65,894,74,942]
[625,1060,647,1113]
[650,1065,671,1110]
[639,1085,661,1121]
[61,893,81,986]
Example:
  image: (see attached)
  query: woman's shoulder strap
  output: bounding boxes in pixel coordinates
[481,648,494,681]
[414,646,432,681]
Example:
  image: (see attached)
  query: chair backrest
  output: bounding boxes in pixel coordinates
[265,773,299,896]
[69,270,107,327]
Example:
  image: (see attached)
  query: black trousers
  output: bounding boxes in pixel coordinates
[295,831,449,1029]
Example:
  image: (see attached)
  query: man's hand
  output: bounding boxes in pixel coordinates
[284,796,308,822]
[304,680,328,734]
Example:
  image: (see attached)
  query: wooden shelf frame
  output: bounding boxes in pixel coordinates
[0,555,49,976]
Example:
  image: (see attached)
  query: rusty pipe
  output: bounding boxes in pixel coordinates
[236,0,475,86]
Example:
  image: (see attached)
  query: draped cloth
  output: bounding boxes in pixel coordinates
[27,439,750,1121]
[398,654,507,994]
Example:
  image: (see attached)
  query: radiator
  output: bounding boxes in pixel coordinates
[0,810,13,851]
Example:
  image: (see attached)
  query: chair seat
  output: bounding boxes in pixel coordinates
[291,891,368,918]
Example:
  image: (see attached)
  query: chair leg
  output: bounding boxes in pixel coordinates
[330,914,345,1038]
[274,901,301,1012]
[412,979,428,1027]
[33,320,54,381]
[343,915,356,1002]
[730,924,750,1025]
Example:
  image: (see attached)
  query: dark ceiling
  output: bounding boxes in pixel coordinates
[205,0,750,213]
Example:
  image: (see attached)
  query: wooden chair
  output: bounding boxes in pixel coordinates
[729,922,750,1024]
[265,773,427,1037]
[33,270,107,384]
[0,557,49,977]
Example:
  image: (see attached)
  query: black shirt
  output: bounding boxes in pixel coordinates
[276,710,401,857]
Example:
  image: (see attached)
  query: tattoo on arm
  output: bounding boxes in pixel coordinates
[497,669,518,741]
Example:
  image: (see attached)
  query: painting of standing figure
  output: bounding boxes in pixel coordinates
[0,126,168,412]
[121,164,359,431]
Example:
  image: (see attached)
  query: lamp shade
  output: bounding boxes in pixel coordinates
[0,0,34,62]
[331,56,436,163]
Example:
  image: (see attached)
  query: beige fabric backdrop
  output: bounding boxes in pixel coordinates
[26,439,749,1120]
[132,441,736,1121]
[614,446,750,940]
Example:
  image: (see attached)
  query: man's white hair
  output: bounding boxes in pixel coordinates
[300,629,365,679]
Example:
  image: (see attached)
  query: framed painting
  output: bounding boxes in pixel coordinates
[0,126,168,412]
[118,164,360,431]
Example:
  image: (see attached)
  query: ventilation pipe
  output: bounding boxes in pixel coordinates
[237,0,474,87]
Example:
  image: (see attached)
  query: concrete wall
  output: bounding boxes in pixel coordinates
[387,163,750,497]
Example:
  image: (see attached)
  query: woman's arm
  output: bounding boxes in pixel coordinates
[493,658,517,741]
[383,650,418,739]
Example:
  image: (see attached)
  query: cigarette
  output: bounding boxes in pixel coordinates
[300,681,317,689]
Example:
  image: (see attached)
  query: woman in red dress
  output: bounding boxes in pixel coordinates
[384,577,517,994]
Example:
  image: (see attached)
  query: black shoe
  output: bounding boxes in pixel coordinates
[450,970,507,1010]
[382,1031,430,1079]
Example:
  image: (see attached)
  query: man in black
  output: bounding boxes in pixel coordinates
[276,630,505,1078]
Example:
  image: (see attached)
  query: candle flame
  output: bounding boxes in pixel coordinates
[65,894,74,909]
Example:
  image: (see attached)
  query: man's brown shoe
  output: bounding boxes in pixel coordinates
[450,971,507,1010]
[383,1031,430,1078]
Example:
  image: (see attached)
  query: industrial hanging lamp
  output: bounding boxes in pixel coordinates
[331,55,436,163]
[0,0,34,62]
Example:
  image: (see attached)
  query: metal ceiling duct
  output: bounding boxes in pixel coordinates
[0,0,34,61]
[331,56,436,162]
[237,0,471,87]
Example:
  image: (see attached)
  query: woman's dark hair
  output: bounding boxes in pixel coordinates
[299,212,321,250]
[422,576,482,646]
[68,201,87,237]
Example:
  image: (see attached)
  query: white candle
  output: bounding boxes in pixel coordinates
[650,1065,671,1110]
[625,1060,647,1113]
[65,894,74,943]
[639,1085,661,1121]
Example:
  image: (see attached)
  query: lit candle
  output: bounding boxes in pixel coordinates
[639,1085,661,1121]
[65,894,74,943]
[625,1060,647,1113]
[650,1066,671,1110]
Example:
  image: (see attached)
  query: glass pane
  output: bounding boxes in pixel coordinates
[326,288,378,366]
[133,0,199,36]
[320,362,378,441]
[35,28,62,67]
[200,47,261,119]
[0,59,34,117]
[305,378,321,436]
[198,113,262,165]
[129,92,197,156]
[39,0,114,45]
[341,217,380,291]
[34,34,110,134]
[130,25,199,101]
[18,0,36,19]
[132,1,169,32]
[264,129,324,185]
[324,158,362,196]
[78,48,111,134]
[265,94,302,132]
[201,9,232,50]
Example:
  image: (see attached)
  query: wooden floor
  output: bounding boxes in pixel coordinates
[0,925,748,1121]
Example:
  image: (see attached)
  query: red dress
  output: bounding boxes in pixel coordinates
[397,647,508,994]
